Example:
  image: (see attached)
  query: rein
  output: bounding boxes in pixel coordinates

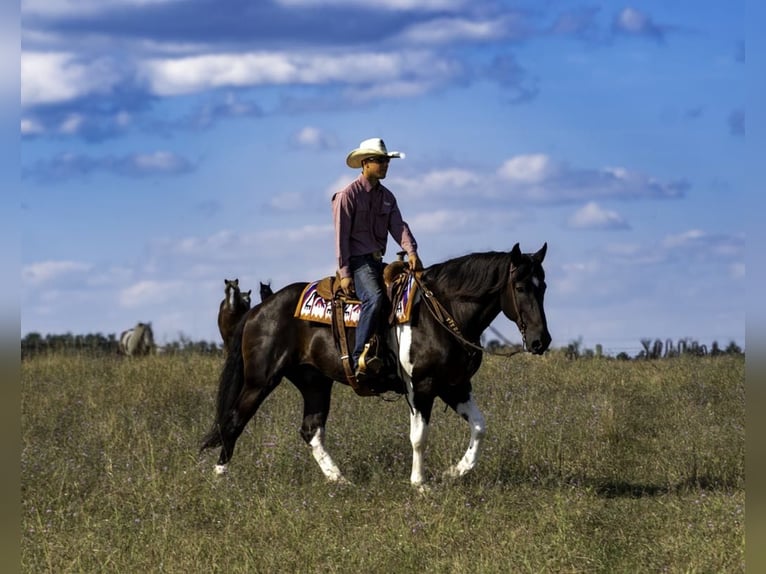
[411,269,526,359]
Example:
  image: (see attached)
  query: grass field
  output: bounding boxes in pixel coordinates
[22,352,744,573]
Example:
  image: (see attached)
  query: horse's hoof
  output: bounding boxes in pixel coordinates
[214,464,228,476]
[443,466,461,480]
[328,475,352,486]
[414,482,431,495]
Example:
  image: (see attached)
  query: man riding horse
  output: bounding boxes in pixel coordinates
[331,138,423,383]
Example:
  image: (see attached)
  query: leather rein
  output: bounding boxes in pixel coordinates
[411,263,527,359]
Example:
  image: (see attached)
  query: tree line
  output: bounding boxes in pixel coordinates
[20,332,221,358]
[21,331,744,360]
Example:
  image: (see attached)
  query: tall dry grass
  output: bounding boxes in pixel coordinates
[22,352,744,573]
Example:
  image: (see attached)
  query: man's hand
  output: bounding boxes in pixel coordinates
[340,276,355,296]
[409,253,423,272]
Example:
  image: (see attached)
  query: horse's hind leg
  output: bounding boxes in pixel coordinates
[439,382,486,479]
[214,374,281,475]
[291,370,348,484]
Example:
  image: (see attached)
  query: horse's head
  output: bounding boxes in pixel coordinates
[501,243,551,355]
[259,281,274,302]
[240,289,252,309]
[141,321,155,349]
[224,278,240,308]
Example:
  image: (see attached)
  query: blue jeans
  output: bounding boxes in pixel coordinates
[350,254,385,368]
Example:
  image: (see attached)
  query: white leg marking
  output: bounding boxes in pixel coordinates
[214,464,228,476]
[409,408,429,487]
[444,395,486,479]
[309,428,349,484]
[396,325,430,487]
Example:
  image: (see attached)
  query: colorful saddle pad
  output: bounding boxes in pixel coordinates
[294,275,417,327]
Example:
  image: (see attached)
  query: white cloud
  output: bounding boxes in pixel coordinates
[495,154,686,202]
[22,0,184,17]
[132,151,188,172]
[661,229,705,248]
[268,192,305,211]
[567,202,629,230]
[58,113,85,134]
[139,50,458,96]
[616,8,650,33]
[398,16,517,45]
[21,52,120,106]
[393,168,482,199]
[21,117,45,135]
[290,126,337,150]
[497,154,555,184]
[22,260,92,285]
[119,279,183,308]
[274,0,464,9]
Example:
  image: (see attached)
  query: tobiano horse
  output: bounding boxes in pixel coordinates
[119,322,155,356]
[201,243,550,488]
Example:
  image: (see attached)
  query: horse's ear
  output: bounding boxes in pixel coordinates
[233,278,239,287]
[510,243,522,265]
[246,290,252,296]
[533,242,548,263]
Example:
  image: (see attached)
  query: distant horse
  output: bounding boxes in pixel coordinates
[201,244,550,488]
[259,281,274,302]
[217,279,252,352]
[119,322,155,356]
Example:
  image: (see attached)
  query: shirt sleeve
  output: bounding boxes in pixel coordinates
[332,189,354,278]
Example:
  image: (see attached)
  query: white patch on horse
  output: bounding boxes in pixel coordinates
[532,276,540,288]
[309,427,348,483]
[444,395,486,479]
[395,324,415,379]
[395,324,429,487]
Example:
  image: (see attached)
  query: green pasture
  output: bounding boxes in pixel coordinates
[22,352,744,573]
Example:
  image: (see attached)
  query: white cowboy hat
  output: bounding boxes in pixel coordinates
[346,138,406,169]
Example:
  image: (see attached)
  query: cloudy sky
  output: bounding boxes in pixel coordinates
[20,0,745,355]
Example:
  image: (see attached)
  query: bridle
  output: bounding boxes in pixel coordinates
[411,259,529,358]
[505,262,528,350]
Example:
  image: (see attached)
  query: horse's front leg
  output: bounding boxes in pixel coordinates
[442,389,486,479]
[409,406,430,488]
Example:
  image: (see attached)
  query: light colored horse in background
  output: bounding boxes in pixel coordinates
[119,322,156,356]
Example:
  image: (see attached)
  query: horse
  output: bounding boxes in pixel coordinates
[217,278,252,352]
[119,322,155,356]
[259,281,274,302]
[201,243,550,489]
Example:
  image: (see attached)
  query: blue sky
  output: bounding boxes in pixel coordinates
[19,0,745,355]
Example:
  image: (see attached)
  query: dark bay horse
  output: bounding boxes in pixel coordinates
[201,243,550,488]
[217,278,252,352]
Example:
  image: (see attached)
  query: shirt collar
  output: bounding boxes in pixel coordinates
[358,173,381,193]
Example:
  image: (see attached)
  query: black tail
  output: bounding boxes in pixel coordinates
[200,316,247,451]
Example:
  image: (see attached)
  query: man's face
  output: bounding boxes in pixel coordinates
[363,156,390,179]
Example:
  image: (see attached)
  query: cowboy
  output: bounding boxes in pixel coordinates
[332,138,422,381]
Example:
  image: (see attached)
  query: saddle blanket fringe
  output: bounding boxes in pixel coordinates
[294,276,416,327]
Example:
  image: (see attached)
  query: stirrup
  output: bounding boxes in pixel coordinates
[358,340,383,375]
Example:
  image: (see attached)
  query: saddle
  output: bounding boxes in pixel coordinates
[324,253,414,396]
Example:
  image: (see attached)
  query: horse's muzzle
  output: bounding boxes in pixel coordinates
[528,333,551,355]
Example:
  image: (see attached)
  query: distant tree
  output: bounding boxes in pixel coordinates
[725,340,743,355]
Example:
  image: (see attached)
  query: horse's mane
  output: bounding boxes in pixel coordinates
[423,251,512,301]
